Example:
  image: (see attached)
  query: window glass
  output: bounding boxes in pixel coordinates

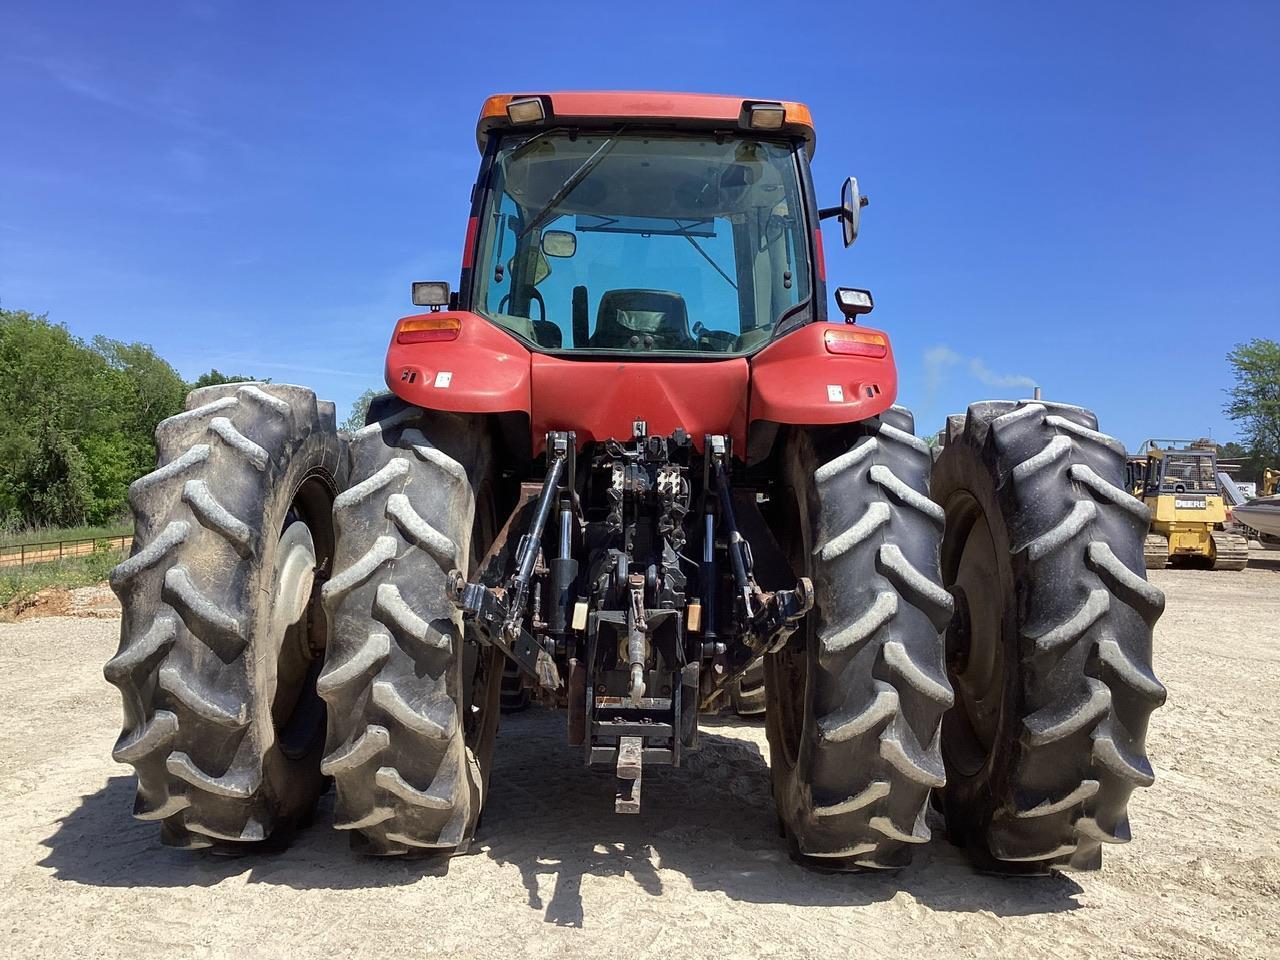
[472,132,811,355]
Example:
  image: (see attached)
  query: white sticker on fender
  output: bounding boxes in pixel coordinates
[827,384,844,402]
[434,371,453,388]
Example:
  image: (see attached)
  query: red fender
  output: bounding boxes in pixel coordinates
[385,312,531,414]
[748,322,897,427]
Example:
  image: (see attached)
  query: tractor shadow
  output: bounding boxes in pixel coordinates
[40,710,1085,918]
[37,777,446,891]
[477,709,1085,926]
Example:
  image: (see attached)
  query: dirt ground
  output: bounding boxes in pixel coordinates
[0,555,1277,959]
[1,583,121,622]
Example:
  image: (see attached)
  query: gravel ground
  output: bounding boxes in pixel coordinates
[0,555,1277,959]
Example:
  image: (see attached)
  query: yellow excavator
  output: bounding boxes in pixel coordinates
[1137,439,1249,571]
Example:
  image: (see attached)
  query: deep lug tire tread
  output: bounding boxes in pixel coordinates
[933,400,1166,870]
[730,659,768,718]
[768,406,954,870]
[106,383,343,849]
[319,401,492,855]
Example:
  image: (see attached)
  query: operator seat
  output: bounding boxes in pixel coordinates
[589,289,694,351]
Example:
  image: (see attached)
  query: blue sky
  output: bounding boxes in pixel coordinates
[2,1,1277,448]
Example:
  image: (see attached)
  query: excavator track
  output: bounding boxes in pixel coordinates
[1143,533,1169,570]
[1210,531,1250,571]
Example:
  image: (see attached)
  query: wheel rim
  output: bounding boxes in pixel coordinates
[941,491,1005,778]
[768,642,808,773]
[270,476,334,760]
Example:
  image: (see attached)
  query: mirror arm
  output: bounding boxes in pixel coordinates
[819,198,868,221]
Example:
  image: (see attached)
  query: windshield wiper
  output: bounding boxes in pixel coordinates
[673,220,737,290]
[519,127,625,239]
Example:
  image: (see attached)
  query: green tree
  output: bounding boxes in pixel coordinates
[1225,339,1280,467]
[93,335,188,500]
[190,368,260,389]
[0,310,106,526]
[95,337,188,432]
[341,388,381,433]
[0,308,187,528]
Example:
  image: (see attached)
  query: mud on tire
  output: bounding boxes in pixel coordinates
[765,406,954,869]
[932,400,1167,872]
[319,400,501,855]
[106,383,344,850]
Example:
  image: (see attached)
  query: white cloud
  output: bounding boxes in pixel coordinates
[967,357,1038,390]
[922,343,1038,400]
[27,56,129,109]
[923,344,964,395]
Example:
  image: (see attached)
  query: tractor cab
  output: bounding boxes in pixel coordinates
[394,92,889,459]
[428,93,868,355]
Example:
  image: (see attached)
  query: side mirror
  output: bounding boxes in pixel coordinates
[541,230,577,258]
[834,287,874,320]
[411,281,450,308]
[839,176,863,247]
[817,176,868,247]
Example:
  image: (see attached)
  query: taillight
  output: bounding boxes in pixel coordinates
[396,315,461,344]
[824,328,887,358]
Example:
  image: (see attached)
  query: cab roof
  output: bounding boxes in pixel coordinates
[476,91,816,157]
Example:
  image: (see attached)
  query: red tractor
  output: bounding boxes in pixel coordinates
[106,92,1166,874]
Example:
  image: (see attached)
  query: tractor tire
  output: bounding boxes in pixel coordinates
[318,400,502,856]
[932,400,1167,873]
[499,659,532,713]
[765,406,954,870]
[106,383,344,850]
[729,658,767,718]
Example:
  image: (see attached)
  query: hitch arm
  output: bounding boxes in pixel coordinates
[448,432,575,690]
[504,445,567,638]
[706,439,814,654]
[448,573,561,689]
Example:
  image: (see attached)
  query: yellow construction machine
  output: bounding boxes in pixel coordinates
[1137,439,1249,570]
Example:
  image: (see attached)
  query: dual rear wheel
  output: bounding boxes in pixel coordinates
[765,401,1165,873]
[108,392,1164,871]
[107,390,501,855]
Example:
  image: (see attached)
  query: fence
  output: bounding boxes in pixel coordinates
[0,535,133,570]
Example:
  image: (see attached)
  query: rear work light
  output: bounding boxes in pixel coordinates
[824,328,887,358]
[744,100,813,133]
[747,102,786,130]
[396,315,461,344]
[505,97,546,125]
